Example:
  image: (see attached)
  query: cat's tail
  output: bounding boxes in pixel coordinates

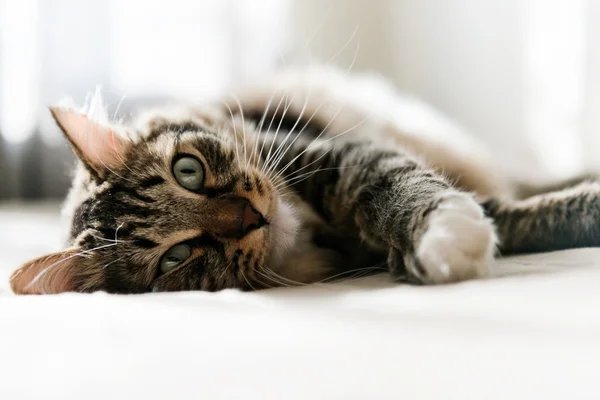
[482,180,600,255]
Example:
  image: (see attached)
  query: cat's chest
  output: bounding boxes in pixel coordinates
[275,196,382,284]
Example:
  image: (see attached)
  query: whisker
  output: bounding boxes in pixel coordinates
[258,266,306,287]
[240,269,258,291]
[262,94,297,175]
[102,256,126,270]
[254,268,291,288]
[222,100,243,173]
[262,77,315,179]
[273,167,323,191]
[25,242,121,290]
[254,94,278,172]
[231,95,249,177]
[264,40,362,181]
[259,95,288,174]
[318,263,387,284]
[276,157,368,188]
[275,112,370,184]
[248,93,278,173]
[324,24,360,65]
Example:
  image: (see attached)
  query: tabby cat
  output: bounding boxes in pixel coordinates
[10,68,600,294]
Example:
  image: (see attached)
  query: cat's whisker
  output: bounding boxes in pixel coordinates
[317,263,387,284]
[261,76,316,179]
[230,95,250,177]
[248,94,277,174]
[324,24,360,65]
[254,14,328,178]
[254,94,278,174]
[262,94,297,175]
[87,222,128,244]
[256,27,319,177]
[222,100,244,173]
[240,269,258,291]
[263,40,362,181]
[272,113,370,185]
[102,256,126,270]
[88,234,127,244]
[254,268,290,288]
[276,159,367,188]
[257,266,305,288]
[259,94,288,175]
[271,147,332,187]
[260,264,308,287]
[273,168,323,191]
[301,2,336,56]
[25,242,121,290]
[262,106,322,181]
[262,22,360,180]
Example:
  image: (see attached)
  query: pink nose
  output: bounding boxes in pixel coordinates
[242,202,265,234]
[208,198,266,239]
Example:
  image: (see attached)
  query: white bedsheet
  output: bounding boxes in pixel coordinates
[1,203,599,400]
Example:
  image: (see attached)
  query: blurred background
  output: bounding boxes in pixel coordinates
[1,0,599,200]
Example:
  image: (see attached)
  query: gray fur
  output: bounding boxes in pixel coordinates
[10,70,600,294]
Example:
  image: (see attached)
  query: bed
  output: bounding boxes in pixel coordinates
[1,202,599,399]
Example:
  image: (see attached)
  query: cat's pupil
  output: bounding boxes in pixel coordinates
[181,169,195,174]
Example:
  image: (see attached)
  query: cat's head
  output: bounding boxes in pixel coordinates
[10,97,299,294]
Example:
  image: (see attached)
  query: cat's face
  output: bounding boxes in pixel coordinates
[10,105,298,294]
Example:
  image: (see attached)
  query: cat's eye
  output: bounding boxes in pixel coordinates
[173,157,204,190]
[160,244,191,274]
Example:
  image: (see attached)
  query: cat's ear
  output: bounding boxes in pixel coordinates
[50,106,131,179]
[10,249,83,294]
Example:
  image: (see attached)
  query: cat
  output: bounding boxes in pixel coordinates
[10,67,600,294]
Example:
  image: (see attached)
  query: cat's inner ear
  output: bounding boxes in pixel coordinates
[10,249,82,295]
[50,106,131,178]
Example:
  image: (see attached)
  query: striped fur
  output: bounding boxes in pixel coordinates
[10,67,600,294]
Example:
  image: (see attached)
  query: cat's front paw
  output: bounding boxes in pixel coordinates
[392,194,497,284]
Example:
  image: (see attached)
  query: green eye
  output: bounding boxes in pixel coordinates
[160,244,191,274]
[173,157,204,190]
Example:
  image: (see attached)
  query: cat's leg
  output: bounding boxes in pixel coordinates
[348,161,497,285]
[383,192,497,284]
[514,173,600,199]
[484,181,600,254]
[281,139,497,284]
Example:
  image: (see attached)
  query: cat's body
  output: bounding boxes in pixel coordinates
[10,68,600,294]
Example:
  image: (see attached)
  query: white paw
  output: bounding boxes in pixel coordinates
[414,194,497,284]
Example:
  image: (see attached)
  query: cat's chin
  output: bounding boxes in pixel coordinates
[266,199,300,269]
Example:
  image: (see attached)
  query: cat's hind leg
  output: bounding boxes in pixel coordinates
[484,181,600,254]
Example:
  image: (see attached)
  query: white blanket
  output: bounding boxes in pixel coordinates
[1,203,599,400]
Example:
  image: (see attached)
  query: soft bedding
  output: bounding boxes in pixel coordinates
[1,202,599,399]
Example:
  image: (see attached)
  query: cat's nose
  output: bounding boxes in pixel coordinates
[208,198,266,239]
[242,202,265,234]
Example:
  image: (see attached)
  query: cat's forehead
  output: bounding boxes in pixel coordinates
[144,128,217,158]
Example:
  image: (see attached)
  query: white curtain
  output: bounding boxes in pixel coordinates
[0,0,598,198]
